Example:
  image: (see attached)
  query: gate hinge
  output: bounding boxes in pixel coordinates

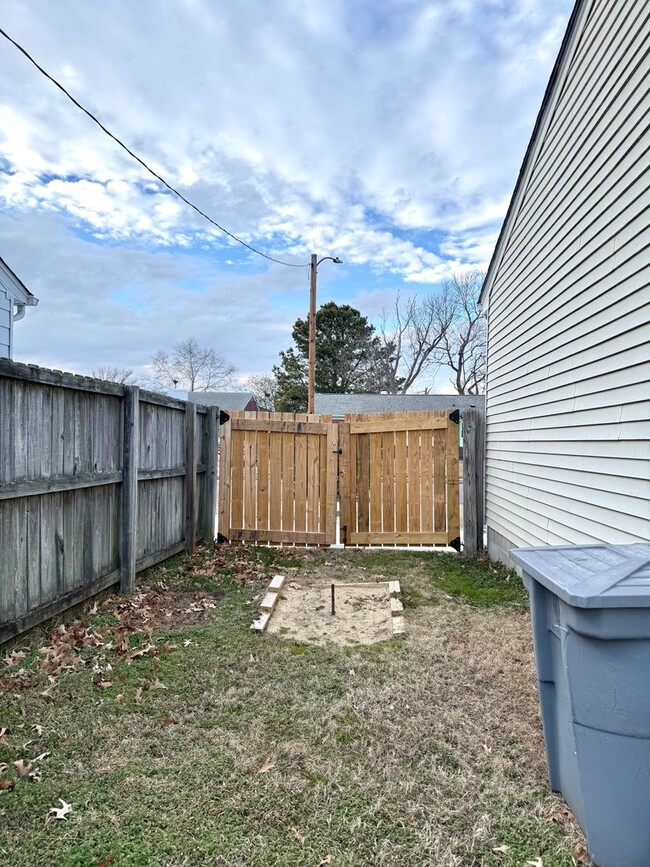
[219,410,230,425]
[449,536,462,552]
[449,409,460,424]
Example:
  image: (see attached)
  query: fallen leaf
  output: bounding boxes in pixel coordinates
[3,650,26,667]
[526,859,543,867]
[47,798,73,821]
[258,757,275,774]
[183,639,194,647]
[572,844,589,865]
[149,678,167,690]
[97,856,115,867]
[159,642,177,653]
[552,807,575,825]
[31,724,44,736]
[89,601,99,615]
[289,826,304,845]
[29,768,43,783]
[34,751,51,762]
[317,856,333,866]
[134,687,143,705]
[482,743,492,754]
[99,681,113,689]
[491,845,510,855]
[0,779,15,792]
[162,717,178,727]
[129,642,155,660]
[13,760,32,778]
[115,694,124,703]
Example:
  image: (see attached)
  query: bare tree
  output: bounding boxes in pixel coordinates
[440,271,486,394]
[150,338,237,393]
[92,365,137,384]
[245,373,278,411]
[380,288,456,393]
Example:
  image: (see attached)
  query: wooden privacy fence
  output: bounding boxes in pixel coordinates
[0,359,218,644]
[340,411,460,548]
[219,407,484,552]
[219,411,338,545]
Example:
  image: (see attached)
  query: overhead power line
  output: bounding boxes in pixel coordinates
[0,26,307,269]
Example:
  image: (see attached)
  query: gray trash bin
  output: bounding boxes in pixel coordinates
[511,543,650,867]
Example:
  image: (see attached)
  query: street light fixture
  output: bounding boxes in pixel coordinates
[308,253,343,414]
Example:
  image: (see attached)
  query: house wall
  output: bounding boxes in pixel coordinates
[0,289,11,358]
[485,0,650,564]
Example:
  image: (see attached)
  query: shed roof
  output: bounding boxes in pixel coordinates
[480,0,587,308]
[314,393,484,418]
[187,391,257,410]
[0,256,38,306]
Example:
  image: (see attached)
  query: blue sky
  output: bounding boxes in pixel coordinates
[0,0,574,391]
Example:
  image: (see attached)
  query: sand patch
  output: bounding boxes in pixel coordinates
[266,581,396,645]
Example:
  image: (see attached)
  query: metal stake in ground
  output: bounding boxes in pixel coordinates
[331,583,336,616]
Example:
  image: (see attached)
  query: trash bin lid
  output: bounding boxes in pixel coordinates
[510,543,650,608]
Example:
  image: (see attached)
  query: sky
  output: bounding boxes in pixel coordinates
[0,0,574,392]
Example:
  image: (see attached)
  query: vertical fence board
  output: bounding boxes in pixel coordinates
[307,433,319,533]
[280,429,294,532]
[394,429,408,533]
[121,385,139,592]
[381,415,395,534]
[338,422,351,544]
[357,431,370,534]
[325,423,339,543]
[462,407,485,556]
[446,414,460,546]
[369,433,382,533]
[230,429,244,531]
[420,426,433,533]
[407,428,421,533]
[269,430,282,532]
[218,412,232,540]
[294,431,307,533]
[433,428,446,532]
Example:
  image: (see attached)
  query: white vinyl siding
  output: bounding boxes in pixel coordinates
[485,0,650,557]
[0,290,11,358]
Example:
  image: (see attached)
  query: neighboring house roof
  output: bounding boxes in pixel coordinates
[479,0,587,309]
[314,393,484,418]
[187,391,258,410]
[0,256,39,306]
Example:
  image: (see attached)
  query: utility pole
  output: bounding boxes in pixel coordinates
[307,254,342,415]
[308,254,318,414]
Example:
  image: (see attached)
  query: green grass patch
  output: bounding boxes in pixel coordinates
[0,544,579,867]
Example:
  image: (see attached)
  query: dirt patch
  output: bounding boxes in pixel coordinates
[267,581,396,645]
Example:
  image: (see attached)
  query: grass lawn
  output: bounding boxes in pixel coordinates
[0,545,589,867]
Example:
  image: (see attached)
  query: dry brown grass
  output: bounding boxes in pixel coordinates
[0,545,590,866]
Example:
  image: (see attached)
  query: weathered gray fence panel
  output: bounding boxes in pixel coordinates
[462,406,486,556]
[0,360,217,644]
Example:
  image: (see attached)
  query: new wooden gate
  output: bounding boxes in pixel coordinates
[219,409,461,549]
[339,411,460,549]
[218,411,339,545]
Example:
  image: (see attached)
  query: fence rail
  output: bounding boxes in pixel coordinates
[0,359,217,644]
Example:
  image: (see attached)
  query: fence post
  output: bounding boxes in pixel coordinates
[462,407,485,556]
[185,401,197,553]
[202,406,219,542]
[121,385,140,593]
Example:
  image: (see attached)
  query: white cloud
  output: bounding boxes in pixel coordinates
[0,0,573,375]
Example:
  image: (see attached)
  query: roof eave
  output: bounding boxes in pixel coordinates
[0,257,38,306]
